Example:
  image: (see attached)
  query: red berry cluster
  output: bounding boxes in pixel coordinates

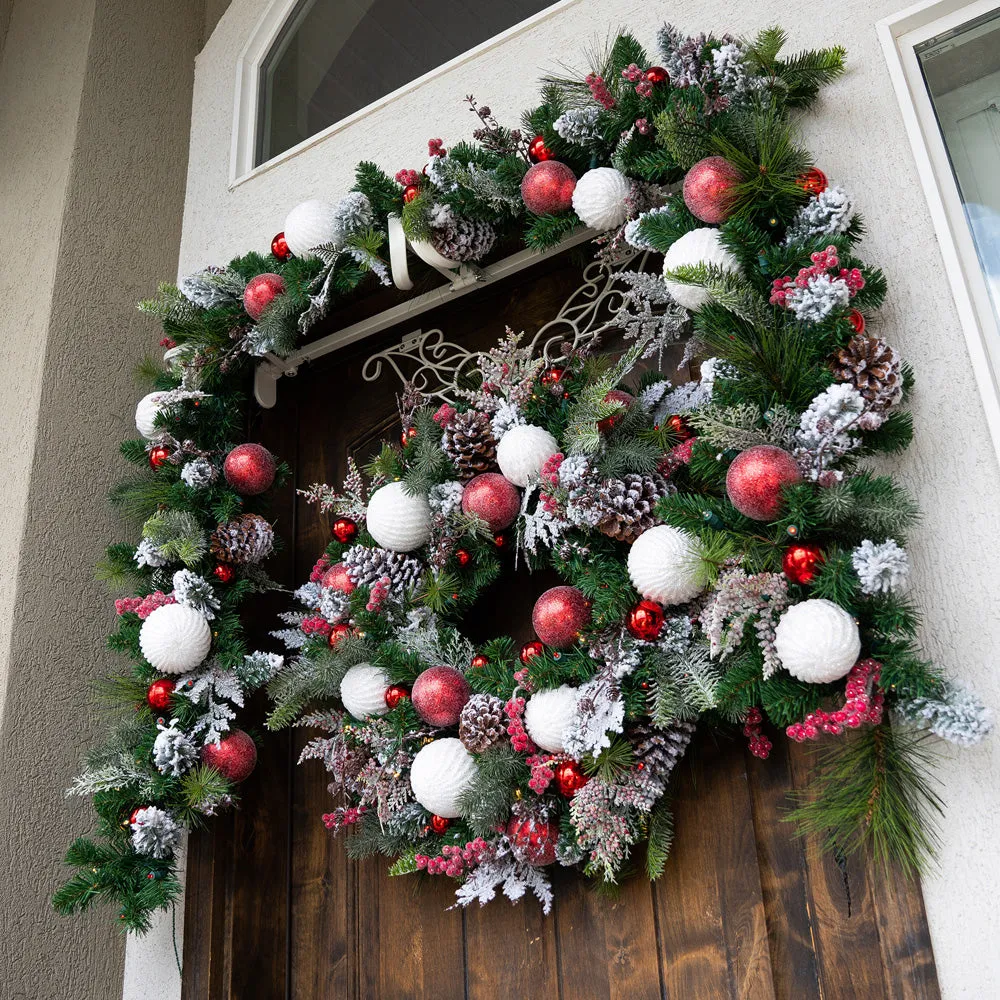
[416,838,491,876]
[770,245,865,307]
[787,659,884,741]
[743,707,772,759]
[585,73,615,109]
[504,696,535,753]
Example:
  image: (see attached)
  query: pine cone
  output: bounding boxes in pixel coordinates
[341,544,423,595]
[210,513,274,564]
[440,411,497,480]
[830,335,903,410]
[459,693,506,753]
[430,218,497,263]
[594,474,669,543]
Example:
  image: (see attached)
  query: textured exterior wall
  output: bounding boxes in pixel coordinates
[0,0,203,997]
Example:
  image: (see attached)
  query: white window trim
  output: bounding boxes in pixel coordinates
[229,0,581,188]
[878,0,1000,460]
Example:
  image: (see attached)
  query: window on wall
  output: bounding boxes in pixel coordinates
[255,0,559,166]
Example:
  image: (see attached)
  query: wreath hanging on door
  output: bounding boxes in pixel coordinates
[56,22,991,930]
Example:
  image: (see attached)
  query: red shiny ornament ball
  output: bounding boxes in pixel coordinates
[626,600,665,641]
[520,160,577,215]
[430,814,451,835]
[331,517,358,544]
[455,548,471,567]
[270,231,292,260]
[645,65,669,85]
[597,389,634,434]
[146,678,176,712]
[411,665,471,727]
[527,135,555,162]
[148,445,171,469]
[540,366,565,386]
[402,184,420,203]
[223,443,276,496]
[462,473,521,532]
[384,684,410,709]
[531,585,590,649]
[321,563,355,594]
[726,445,802,522]
[506,813,559,866]
[666,414,693,441]
[201,729,257,783]
[848,309,866,334]
[782,543,825,585]
[519,640,545,666]
[797,167,828,196]
[127,807,145,826]
[494,534,506,548]
[554,759,589,798]
[470,653,490,669]
[683,156,743,225]
[328,623,352,648]
[243,272,286,321]
[213,563,236,584]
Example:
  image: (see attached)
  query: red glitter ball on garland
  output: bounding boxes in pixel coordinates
[554,759,589,798]
[224,443,276,496]
[782,543,825,585]
[201,729,258,783]
[520,160,577,215]
[321,563,355,594]
[725,445,801,522]
[461,473,520,532]
[506,812,559,866]
[412,666,471,727]
[527,135,554,162]
[531,586,590,649]
[645,65,669,84]
[243,272,286,321]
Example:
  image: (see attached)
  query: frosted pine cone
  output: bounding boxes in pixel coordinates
[341,544,423,596]
[459,693,506,752]
[594,474,669,543]
[830,335,903,410]
[441,410,497,480]
[430,217,497,263]
[210,513,274,564]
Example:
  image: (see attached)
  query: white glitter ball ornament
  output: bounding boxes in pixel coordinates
[662,227,740,311]
[365,481,431,552]
[139,603,212,675]
[496,424,559,487]
[339,663,391,719]
[409,738,477,818]
[283,199,339,259]
[523,685,579,753]
[774,599,861,684]
[627,525,704,606]
[571,167,632,231]
[135,392,164,439]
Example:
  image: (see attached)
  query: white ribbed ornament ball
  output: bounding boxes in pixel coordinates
[139,603,212,675]
[662,227,740,310]
[523,685,578,753]
[774,599,861,684]
[571,167,632,230]
[339,663,391,719]
[496,424,558,487]
[627,525,704,606]
[283,199,339,259]
[135,392,164,439]
[409,738,477,818]
[365,481,431,552]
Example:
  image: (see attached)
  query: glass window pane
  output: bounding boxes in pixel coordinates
[256,0,558,166]
[918,10,1000,330]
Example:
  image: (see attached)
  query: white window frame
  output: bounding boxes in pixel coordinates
[878,0,1000,459]
[229,0,580,187]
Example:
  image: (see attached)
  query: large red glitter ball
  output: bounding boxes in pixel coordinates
[201,729,257,783]
[683,156,743,224]
[270,231,292,260]
[321,563,355,594]
[554,759,589,798]
[725,445,802,522]
[331,517,358,543]
[461,473,521,532]
[597,389,634,434]
[223,443,276,495]
[520,160,577,215]
[146,678,176,712]
[531,586,590,649]
[626,600,665,641]
[411,665,471,728]
[506,813,559,866]
[782,543,825,585]
[243,272,286,321]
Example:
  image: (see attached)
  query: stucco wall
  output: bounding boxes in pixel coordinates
[0,1,204,996]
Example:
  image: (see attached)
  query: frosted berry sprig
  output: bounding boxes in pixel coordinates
[505,696,535,753]
[586,73,616,109]
[527,754,556,794]
[416,837,492,877]
[786,658,885,741]
[743,707,772,759]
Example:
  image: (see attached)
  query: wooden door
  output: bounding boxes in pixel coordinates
[181,249,941,1000]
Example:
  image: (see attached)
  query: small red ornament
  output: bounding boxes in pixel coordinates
[796,167,828,196]
[270,231,291,260]
[626,600,665,641]
[328,623,352,648]
[411,665,471,727]
[520,160,577,215]
[506,812,559,866]
[531,585,590,649]
[146,678,175,712]
[645,66,669,85]
[213,563,236,584]
[430,814,451,835]
[321,563,355,594]
[201,729,257,783]
[127,807,145,827]
[400,425,418,448]
[470,654,490,669]
[148,445,171,469]
[848,309,866,334]
[554,759,589,798]
[540,366,565,386]
[527,135,555,162]
[461,473,521,532]
[519,640,545,666]
[223,443,276,495]
[725,445,802,522]
[243,272,286,321]
[455,549,471,567]
[494,534,506,548]
[384,684,410,709]
[331,517,358,544]
[597,389,634,434]
[782,543,825,585]
[666,414,693,441]
[402,184,420,203]
[682,156,743,224]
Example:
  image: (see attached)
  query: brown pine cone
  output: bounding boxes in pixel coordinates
[210,513,274,564]
[430,217,497,263]
[441,410,497,480]
[459,693,506,753]
[595,473,669,543]
[830,335,903,410]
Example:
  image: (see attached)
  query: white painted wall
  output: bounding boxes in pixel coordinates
[167,1,1000,997]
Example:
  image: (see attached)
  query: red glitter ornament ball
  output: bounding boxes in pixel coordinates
[461,473,521,532]
[682,156,743,224]
[527,135,555,162]
[321,563,355,594]
[666,414,693,441]
[520,160,577,215]
[626,600,665,641]
[331,517,358,544]
[384,684,410,709]
[506,812,559,866]
[796,167,828,196]
[328,623,352,648]
[412,665,471,727]
[223,443,276,495]
[146,678,176,712]
[455,548,471,567]
[430,814,451,835]
[519,640,545,666]
[201,729,257,783]
[402,184,420,203]
[148,445,171,469]
[782,543,825,585]
[725,445,802,522]
[597,389,634,434]
[270,231,292,261]
[554,759,589,798]
[470,653,490,669]
[213,563,236,584]
[243,272,286,321]
[645,65,669,85]
[848,309,866,334]
[531,585,590,649]
[540,366,565,386]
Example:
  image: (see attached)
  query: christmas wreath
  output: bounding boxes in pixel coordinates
[56,21,991,931]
